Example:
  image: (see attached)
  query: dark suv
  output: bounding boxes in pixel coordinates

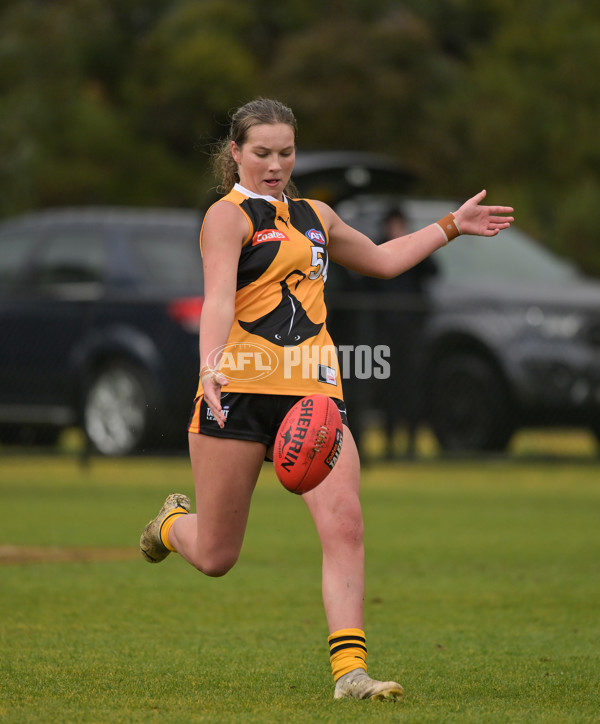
[0,207,203,455]
[326,195,600,452]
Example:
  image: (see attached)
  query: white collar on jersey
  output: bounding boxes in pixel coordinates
[234,182,288,205]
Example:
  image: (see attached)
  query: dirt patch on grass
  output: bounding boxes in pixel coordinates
[0,545,139,565]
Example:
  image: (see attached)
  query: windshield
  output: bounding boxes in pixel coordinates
[336,196,579,286]
[430,227,578,285]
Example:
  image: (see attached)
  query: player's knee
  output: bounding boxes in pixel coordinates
[342,513,364,547]
[327,497,364,548]
[200,562,233,578]
[194,549,239,577]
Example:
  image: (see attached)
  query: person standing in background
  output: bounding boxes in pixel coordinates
[368,207,437,458]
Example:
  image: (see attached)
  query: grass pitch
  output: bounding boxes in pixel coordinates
[1,456,598,723]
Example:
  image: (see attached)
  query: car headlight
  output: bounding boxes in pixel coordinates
[525,306,584,339]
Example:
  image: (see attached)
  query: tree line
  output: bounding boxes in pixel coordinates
[1,0,599,273]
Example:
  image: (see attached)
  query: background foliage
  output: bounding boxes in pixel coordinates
[2,0,600,272]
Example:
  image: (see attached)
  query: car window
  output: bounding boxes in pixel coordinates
[0,229,39,288]
[31,227,107,286]
[129,226,203,291]
[429,227,578,284]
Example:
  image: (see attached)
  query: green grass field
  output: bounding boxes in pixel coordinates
[1,456,598,723]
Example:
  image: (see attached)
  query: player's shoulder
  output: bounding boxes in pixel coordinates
[202,196,251,249]
[204,195,249,231]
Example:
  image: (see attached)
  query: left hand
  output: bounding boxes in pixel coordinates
[200,367,229,428]
[453,189,514,237]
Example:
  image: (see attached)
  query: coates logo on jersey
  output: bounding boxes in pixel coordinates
[252,229,289,245]
[306,228,326,245]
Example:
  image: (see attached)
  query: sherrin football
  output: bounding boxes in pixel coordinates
[274,395,344,494]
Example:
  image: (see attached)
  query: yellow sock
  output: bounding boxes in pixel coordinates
[159,507,188,552]
[328,628,368,682]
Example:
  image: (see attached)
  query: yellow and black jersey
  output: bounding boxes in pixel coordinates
[196,186,343,399]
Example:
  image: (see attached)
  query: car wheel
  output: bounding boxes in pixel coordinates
[429,353,514,453]
[83,361,159,456]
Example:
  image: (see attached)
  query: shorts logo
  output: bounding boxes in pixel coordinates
[207,405,229,422]
[252,229,289,245]
[306,228,326,244]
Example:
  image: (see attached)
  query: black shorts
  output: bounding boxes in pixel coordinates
[188,392,348,447]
